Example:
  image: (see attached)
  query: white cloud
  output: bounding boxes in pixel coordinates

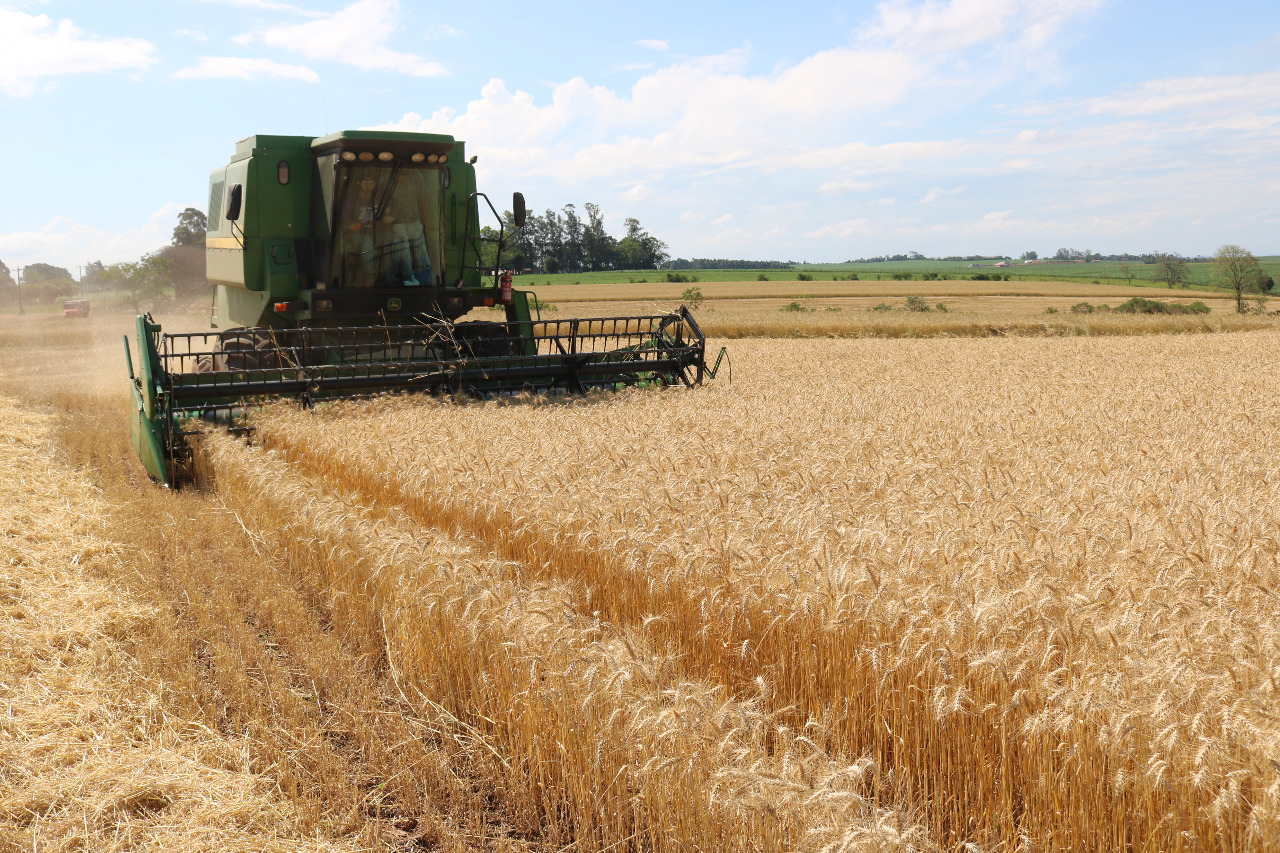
[173,57,320,82]
[712,214,733,224]
[375,43,930,183]
[198,0,320,13]
[0,205,190,271]
[806,218,875,239]
[636,39,669,51]
[863,0,1104,55]
[425,24,464,40]
[175,28,210,43]
[1077,70,1280,118]
[818,179,878,194]
[241,0,447,76]
[920,185,967,203]
[621,183,652,201]
[0,9,156,97]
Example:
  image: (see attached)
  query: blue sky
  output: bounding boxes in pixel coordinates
[1,0,1278,272]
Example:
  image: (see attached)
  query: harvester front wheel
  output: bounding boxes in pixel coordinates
[214,330,283,371]
[454,321,522,359]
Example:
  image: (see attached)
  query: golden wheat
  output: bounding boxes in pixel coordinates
[249,331,1280,851]
[0,396,369,853]
[202,430,931,852]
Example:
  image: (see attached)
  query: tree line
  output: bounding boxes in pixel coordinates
[496,204,670,273]
[663,258,792,270]
[0,208,208,311]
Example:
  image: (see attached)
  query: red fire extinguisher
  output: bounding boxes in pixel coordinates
[499,271,513,305]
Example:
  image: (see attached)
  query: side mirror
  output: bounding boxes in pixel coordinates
[225,184,243,222]
[513,192,526,228]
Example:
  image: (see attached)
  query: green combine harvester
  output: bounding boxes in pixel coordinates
[126,131,723,486]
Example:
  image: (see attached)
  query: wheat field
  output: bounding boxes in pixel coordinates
[245,333,1280,851]
[3,311,1279,851]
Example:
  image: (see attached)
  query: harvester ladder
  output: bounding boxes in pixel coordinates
[459,192,506,288]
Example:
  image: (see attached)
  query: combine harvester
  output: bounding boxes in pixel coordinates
[126,131,724,486]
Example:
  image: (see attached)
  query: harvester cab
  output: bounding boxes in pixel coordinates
[126,130,724,486]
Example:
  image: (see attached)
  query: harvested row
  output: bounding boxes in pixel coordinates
[251,333,1280,851]
[202,432,929,852]
[0,396,367,853]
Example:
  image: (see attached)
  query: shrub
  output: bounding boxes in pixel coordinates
[1114,297,1210,315]
[971,273,990,281]
[869,302,893,312]
[781,301,808,312]
[1071,302,1095,314]
[666,272,693,283]
[825,306,843,312]
[904,296,930,312]
[920,272,938,281]
[796,273,814,282]
[757,274,770,281]
[681,286,705,308]
[935,303,948,313]
[1045,307,1059,314]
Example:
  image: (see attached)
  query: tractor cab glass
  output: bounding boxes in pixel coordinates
[331,162,444,288]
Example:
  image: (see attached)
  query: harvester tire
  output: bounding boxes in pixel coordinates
[453,321,522,359]
[214,330,282,371]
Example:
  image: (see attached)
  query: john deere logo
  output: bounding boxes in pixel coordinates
[386,297,402,311]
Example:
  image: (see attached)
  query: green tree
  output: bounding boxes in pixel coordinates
[582,202,616,271]
[1153,253,1189,288]
[1020,250,1038,260]
[172,207,207,247]
[1212,244,1264,313]
[0,260,14,308]
[105,254,174,311]
[616,217,670,270]
[16,263,77,305]
[21,262,72,284]
[561,204,583,272]
[156,245,209,300]
[82,260,107,290]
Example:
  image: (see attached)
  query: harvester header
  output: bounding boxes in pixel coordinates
[126,129,725,486]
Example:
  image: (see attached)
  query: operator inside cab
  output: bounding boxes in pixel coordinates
[332,163,444,288]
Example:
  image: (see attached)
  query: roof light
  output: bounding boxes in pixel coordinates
[410,152,425,163]
[426,153,439,164]
[341,151,357,161]
[378,151,394,161]
[358,151,374,162]
[438,154,448,164]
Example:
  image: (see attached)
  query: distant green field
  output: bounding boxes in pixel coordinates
[515,256,1280,291]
